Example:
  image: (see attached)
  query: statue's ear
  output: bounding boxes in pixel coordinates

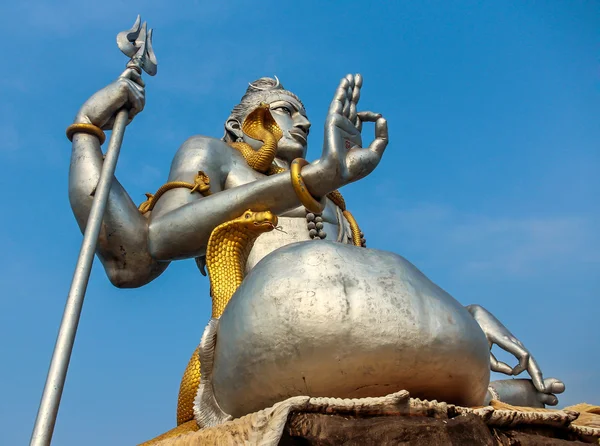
[225,118,243,140]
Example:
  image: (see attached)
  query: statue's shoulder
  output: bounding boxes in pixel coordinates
[170,135,234,172]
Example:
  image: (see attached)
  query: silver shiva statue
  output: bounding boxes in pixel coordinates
[68,65,565,432]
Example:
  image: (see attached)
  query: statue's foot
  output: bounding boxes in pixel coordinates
[487,378,565,408]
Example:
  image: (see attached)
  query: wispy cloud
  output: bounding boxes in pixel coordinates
[380,202,599,278]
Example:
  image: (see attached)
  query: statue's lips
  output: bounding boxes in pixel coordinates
[289,130,307,145]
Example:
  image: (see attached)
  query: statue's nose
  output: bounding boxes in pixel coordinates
[294,115,311,135]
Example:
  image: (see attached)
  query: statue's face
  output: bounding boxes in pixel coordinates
[244,92,311,162]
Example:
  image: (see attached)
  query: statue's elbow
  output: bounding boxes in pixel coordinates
[107,268,148,289]
[147,221,169,261]
[104,259,168,289]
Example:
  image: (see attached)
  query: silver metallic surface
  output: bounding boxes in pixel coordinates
[31,17,157,446]
[212,241,492,417]
[117,16,157,76]
[194,318,232,427]
[64,30,563,420]
[488,379,565,408]
[466,305,565,406]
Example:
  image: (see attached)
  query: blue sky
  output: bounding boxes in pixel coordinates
[0,1,598,444]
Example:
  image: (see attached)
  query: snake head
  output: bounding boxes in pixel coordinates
[240,209,278,232]
[241,103,283,142]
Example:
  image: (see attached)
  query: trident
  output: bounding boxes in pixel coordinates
[30,16,157,446]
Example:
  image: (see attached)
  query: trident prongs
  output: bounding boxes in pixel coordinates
[116,15,158,76]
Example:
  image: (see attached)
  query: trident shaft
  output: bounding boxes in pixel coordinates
[30,16,157,446]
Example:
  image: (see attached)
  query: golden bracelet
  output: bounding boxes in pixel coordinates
[66,123,106,145]
[290,158,325,214]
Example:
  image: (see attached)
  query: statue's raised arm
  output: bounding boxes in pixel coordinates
[68,68,169,287]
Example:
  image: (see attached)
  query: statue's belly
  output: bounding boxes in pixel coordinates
[212,241,490,418]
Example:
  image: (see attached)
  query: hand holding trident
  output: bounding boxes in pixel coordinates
[30,16,157,446]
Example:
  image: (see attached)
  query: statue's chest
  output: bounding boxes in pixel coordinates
[246,201,353,273]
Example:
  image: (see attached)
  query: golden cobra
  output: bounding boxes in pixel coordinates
[176,210,278,426]
[228,103,284,174]
[140,210,278,445]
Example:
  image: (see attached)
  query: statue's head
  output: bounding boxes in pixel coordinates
[224,77,311,162]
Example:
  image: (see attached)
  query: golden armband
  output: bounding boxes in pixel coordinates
[66,123,106,145]
[290,158,325,214]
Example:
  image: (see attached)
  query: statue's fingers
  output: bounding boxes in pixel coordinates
[120,72,145,91]
[128,69,146,88]
[349,74,361,125]
[342,96,351,117]
[539,393,559,406]
[368,117,388,157]
[349,102,357,124]
[345,73,355,89]
[356,115,362,132]
[355,73,363,89]
[525,356,546,392]
[543,378,565,395]
[329,78,350,114]
[357,111,382,122]
[128,88,145,118]
[342,74,353,118]
[490,352,513,375]
[496,338,529,375]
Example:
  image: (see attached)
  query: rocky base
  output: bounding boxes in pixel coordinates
[141,391,600,445]
[281,412,590,445]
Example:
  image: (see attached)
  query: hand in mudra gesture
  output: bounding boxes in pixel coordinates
[321,74,388,188]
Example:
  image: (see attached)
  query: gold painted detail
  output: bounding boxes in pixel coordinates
[66,123,106,145]
[176,346,201,426]
[289,159,364,247]
[226,102,365,246]
[138,171,211,214]
[343,210,365,247]
[175,209,278,426]
[206,210,278,318]
[229,103,283,174]
[290,158,325,214]
[228,104,365,246]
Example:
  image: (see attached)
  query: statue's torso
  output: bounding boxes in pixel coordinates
[154,137,353,268]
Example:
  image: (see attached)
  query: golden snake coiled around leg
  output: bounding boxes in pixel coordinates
[175,210,278,426]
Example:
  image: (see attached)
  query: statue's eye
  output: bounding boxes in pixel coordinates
[275,106,291,115]
[245,213,251,219]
